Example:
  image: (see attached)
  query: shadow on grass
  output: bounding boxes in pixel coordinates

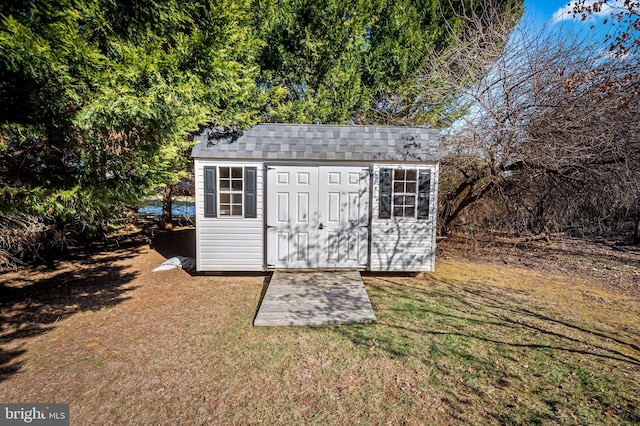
[151,227,196,260]
[0,243,142,382]
[252,275,273,324]
[366,276,640,365]
[331,275,640,424]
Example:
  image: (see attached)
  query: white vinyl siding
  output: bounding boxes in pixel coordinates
[195,159,264,271]
[370,163,439,272]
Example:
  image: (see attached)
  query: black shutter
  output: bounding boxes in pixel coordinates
[244,167,257,218]
[379,168,392,219]
[204,166,217,217]
[417,170,431,219]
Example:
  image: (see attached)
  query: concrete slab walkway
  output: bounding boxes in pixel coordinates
[253,271,376,326]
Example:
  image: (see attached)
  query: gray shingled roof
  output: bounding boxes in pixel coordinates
[191,124,440,162]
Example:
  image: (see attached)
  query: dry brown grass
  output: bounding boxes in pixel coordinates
[1,228,639,425]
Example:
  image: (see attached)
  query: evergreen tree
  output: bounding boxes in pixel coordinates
[253,0,523,125]
[0,0,263,262]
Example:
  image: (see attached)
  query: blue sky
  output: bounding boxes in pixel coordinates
[524,0,571,22]
[523,0,628,25]
[520,0,637,48]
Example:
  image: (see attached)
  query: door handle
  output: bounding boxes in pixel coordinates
[318,223,324,230]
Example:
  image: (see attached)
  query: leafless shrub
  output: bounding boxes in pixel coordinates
[0,212,105,269]
[0,213,49,269]
[422,5,640,239]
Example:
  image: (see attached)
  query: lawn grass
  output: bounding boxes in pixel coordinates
[349,263,640,424]
[1,234,638,425]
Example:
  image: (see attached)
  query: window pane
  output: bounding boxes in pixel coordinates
[394,169,405,180]
[406,169,417,181]
[406,182,416,193]
[218,167,245,216]
[405,207,415,217]
[419,171,431,192]
[394,195,404,205]
[393,206,403,217]
[405,196,416,206]
[394,182,404,193]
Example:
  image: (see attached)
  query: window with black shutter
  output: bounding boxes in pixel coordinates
[379,168,432,220]
[206,166,258,218]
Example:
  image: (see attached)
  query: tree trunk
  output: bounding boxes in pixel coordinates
[634,215,640,245]
[160,184,174,230]
[125,207,138,231]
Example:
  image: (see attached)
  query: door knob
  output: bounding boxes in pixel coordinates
[318,223,324,230]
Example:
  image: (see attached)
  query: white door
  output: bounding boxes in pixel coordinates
[267,165,369,269]
[267,166,319,268]
[318,167,369,268]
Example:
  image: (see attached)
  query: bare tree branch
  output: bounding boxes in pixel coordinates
[424,7,640,237]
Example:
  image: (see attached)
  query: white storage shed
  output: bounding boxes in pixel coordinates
[191,124,440,272]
